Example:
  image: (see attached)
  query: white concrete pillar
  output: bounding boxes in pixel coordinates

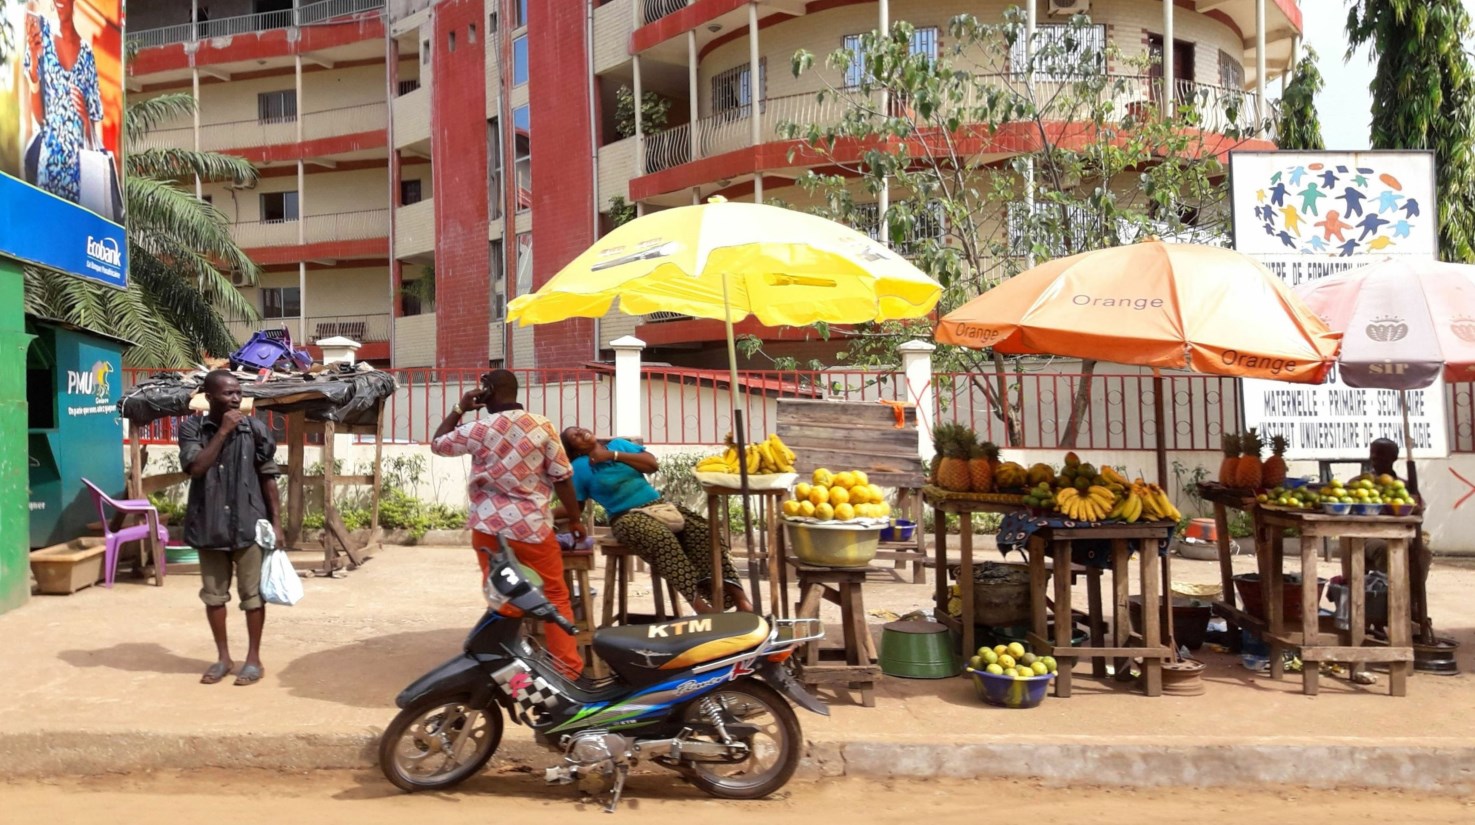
[877,0,890,222]
[192,67,202,198]
[748,2,761,203]
[1255,0,1267,132]
[1024,0,1036,268]
[688,30,699,163]
[1162,0,1174,118]
[633,55,645,176]
[611,335,646,439]
[899,339,936,462]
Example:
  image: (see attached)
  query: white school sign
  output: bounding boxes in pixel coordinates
[1229,150,1446,460]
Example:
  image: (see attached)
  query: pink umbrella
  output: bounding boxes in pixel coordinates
[1295,258,1475,392]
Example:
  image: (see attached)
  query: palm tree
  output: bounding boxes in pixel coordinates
[23,93,261,367]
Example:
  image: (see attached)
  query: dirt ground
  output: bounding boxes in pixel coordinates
[5,769,1473,824]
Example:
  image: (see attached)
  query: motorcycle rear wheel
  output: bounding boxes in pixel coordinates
[380,691,503,792]
[680,679,801,800]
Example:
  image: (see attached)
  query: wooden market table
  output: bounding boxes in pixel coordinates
[702,485,788,616]
[1022,521,1180,697]
[923,489,1024,661]
[1253,508,1419,697]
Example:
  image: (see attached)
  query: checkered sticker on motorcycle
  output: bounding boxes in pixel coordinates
[491,663,562,724]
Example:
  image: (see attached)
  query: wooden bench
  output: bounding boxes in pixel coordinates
[791,560,881,707]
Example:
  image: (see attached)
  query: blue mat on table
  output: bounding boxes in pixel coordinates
[995,512,1171,568]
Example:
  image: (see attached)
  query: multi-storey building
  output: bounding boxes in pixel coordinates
[126,0,1302,370]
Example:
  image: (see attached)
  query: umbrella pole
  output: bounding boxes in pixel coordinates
[1400,391,1434,643]
[1153,369,1169,488]
[723,273,762,615]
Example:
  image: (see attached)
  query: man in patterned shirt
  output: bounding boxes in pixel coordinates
[432,370,586,676]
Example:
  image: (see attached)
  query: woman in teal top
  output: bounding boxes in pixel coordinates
[559,427,751,614]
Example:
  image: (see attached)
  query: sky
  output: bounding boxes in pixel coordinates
[1301,0,1475,149]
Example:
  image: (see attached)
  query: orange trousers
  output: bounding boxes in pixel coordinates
[473,530,584,677]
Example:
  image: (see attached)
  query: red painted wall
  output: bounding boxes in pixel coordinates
[432,0,491,368]
[528,0,595,368]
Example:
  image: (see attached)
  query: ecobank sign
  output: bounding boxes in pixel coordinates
[0,174,127,289]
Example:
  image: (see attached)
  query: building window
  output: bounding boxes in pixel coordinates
[468,23,477,44]
[260,191,299,223]
[257,90,297,123]
[400,179,423,206]
[397,78,421,96]
[711,60,766,116]
[489,11,498,34]
[515,233,532,298]
[852,201,945,257]
[1218,49,1244,89]
[449,31,456,51]
[513,0,527,29]
[261,287,301,319]
[490,240,505,320]
[422,39,430,64]
[513,105,531,213]
[1008,23,1106,80]
[487,117,503,221]
[513,35,528,86]
[842,27,938,88]
[253,0,291,13]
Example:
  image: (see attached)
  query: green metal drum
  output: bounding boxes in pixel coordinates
[879,620,960,679]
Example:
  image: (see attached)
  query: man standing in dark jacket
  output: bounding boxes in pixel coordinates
[179,370,282,686]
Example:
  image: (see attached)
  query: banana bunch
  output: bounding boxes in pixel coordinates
[1056,484,1117,521]
[695,433,798,474]
[1129,479,1184,523]
[1101,465,1130,487]
[1107,490,1145,523]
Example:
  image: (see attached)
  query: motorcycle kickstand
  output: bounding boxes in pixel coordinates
[602,763,628,814]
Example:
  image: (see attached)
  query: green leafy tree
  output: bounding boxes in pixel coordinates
[777,12,1266,446]
[1275,46,1325,150]
[1347,0,1475,262]
[614,85,671,138]
[24,93,260,366]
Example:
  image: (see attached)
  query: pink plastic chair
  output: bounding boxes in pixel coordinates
[81,478,171,587]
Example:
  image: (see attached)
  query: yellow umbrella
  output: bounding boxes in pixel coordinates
[508,195,941,436]
[509,197,943,613]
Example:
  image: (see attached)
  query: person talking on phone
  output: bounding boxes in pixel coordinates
[179,371,281,687]
[432,370,586,677]
[23,0,103,205]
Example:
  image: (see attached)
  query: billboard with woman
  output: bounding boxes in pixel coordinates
[0,0,125,287]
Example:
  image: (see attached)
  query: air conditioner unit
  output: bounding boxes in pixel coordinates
[1049,0,1090,16]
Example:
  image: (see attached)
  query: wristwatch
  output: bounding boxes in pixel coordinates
[612,451,621,463]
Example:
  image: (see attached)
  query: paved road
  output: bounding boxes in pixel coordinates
[4,769,1472,823]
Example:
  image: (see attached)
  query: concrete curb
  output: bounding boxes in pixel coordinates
[7,731,1474,790]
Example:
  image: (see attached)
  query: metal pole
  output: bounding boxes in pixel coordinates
[1153,368,1168,488]
[877,0,889,223]
[1256,0,1267,132]
[1162,0,1174,119]
[1024,1,1036,268]
[722,271,760,614]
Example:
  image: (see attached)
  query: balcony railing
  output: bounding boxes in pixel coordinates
[228,313,391,344]
[129,0,385,49]
[643,73,1276,175]
[641,0,690,26]
[231,208,390,248]
[133,102,388,154]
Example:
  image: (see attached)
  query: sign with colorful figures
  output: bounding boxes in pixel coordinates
[1231,150,1446,461]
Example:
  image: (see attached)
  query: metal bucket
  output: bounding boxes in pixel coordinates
[879,620,960,679]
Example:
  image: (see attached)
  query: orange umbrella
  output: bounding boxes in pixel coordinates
[936,241,1341,483]
[936,241,1340,384]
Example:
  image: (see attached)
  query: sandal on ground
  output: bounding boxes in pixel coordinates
[200,661,233,685]
[234,663,265,686]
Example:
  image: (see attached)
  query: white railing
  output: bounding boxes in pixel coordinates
[644,73,1277,175]
[641,0,690,26]
[128,0,384,49]
[232,208,389,248]
[132,103,387,154]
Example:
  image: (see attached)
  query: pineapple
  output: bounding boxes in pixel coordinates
[970,440,999,493]
[937,427,975,492]
[928,423,957,485]
[1237,428,1265,490]
[1218,433,1241,485]
[1263,434,1289,487]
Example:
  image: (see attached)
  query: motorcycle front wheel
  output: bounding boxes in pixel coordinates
[379,691,504,792]
[680,678,802,800]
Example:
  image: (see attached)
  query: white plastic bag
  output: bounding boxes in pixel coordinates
[257,520,303,606]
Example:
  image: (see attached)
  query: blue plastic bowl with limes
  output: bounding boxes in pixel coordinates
[966,667,1055,709]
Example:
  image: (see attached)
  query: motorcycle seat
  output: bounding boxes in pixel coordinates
[594,613,770,682]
